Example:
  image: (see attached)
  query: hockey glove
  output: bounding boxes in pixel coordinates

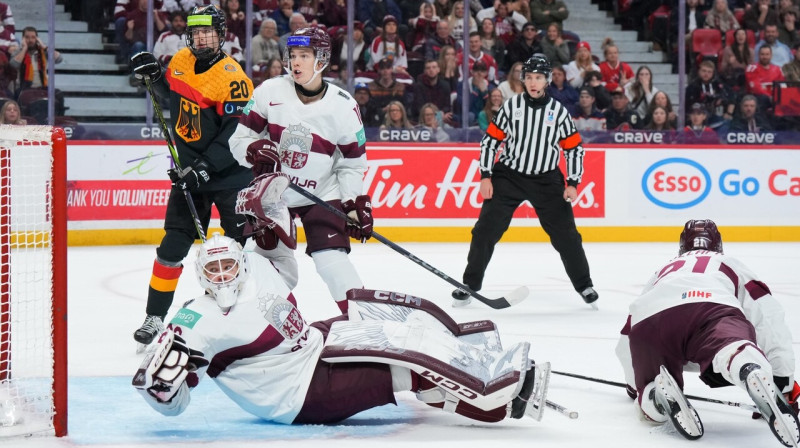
[341,195,373,243]
[245,139,282,176]
[130,51,162,81]
[168,160,211,191]
[132,332,209,403]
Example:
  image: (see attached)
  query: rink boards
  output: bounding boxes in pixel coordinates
[64,141,800,245]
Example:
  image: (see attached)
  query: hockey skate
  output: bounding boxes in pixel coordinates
[653,365,704,440]
[133,315,164,353]
[741,363,800,448]
[580,287,599,310]
[451,288,472,307]
[510,361,551,421]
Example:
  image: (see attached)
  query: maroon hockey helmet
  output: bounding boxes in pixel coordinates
[679,219,723,255]
[284,26,332,70]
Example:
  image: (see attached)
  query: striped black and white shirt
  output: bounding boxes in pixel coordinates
[480,93,585,186]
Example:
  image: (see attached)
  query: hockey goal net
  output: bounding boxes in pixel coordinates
[0,125,67,437]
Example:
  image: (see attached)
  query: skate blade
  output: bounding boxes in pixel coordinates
[658,366,704,440]
[136,342,148,354]
[525,362,551,422]
[748,371,800,448]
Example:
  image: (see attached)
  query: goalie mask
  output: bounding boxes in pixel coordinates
[679,219,723,255]
[196,233,249,309]
[185,4,226,61]
[235,173,297,250]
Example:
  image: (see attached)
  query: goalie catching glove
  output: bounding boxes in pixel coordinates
[132,331,209,403]
[130,51,162,81]
[245,139,281,176]
[168,160,211,191]
[342,195,373,243]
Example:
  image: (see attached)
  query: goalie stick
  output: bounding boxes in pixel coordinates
[286,183,528,309]
[552,370,759,413]
[546,400,579,419]
[142,75,206,243]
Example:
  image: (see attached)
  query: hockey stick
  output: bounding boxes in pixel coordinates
[143,75,207,242]
[286,183,528,309]
[552,370,759,413]
[546,400,579,419]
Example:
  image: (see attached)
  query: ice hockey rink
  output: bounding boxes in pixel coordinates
[11,240,800,448]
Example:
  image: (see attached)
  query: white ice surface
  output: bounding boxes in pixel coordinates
[8,241,800,447]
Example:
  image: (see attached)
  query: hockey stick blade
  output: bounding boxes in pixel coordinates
[546,400,579,419]
[287,183,528,309]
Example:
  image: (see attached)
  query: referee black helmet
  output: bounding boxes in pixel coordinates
[520,54,552,82]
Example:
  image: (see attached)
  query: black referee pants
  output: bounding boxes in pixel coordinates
[462,164,592,293]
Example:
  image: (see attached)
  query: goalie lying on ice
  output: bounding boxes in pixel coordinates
[132,232,551,424]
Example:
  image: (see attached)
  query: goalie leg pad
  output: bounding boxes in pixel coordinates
[235,173,297,250]
[321,319,529,411]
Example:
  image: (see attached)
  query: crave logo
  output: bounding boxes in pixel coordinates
[642,158,711,209]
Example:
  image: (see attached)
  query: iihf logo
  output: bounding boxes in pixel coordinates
[682,290,712,299]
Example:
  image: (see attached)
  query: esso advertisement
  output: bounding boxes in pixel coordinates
[365,145,605,219]
[638,150,800,221]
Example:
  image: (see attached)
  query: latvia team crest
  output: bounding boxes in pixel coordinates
[279,123,312,169]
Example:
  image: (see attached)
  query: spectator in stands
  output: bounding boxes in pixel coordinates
[278,13,308,55]
[756,23,793,66]
[506,23,541,68]
[598,38,634,89]
[530,0,569,30]
[683,102,719,143]
[458,32,499,82]
[113,0,164,64]
[478,18,506,73]
[265,57,283,79]
[547,66,578,113]
[437,44,459,92]
[687,60,735,126]
[0,1,15,56]
[778,7,800,47]
[705,0,741,33]
[0,99,24,125]
[744,0,779,31]
[625,66,659,121]
[10,27,63,96]
[455,59,494,125]
[223,0,246,50]
[411,58,453,122]
[251,18,281,70]
[418,102,451,141]
[434,0,453,19]
[605,86,641,130]
[720,28,755,86]
[477,88,503,131]
[497,61,524,99]
[540,23,570,68]
[369,58,410,117]
[645,90,678,129]
[778,0,799,16]
[368,15,409,74]
[153,12,187,65]
[271,0,296,36]
[123,0,168,60]
[476,0,527,46]
[572,86,607,131]
[160,0,203,15]
[254,0,280,27]
[746,45,785,105]
[409,2,440,53]
[379,100,413,130]
[331,21,369,73]
[425,20,460,60]
[644,106,675,131]
[729,93,773,131]
[354,83,382,127]
[296,0,320,24]
[582,70,611,111]
[358,0,403,37]
[783,40,800,80]
[671,0,708,42]
[447,1,476,42]
[565,41,599,88]
[318,0,347,27]
[0,51,12,98]
[222,30,245,64]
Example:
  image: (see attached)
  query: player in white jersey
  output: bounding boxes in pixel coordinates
[615,219,799,445]
[132,189,552,425]
[229,26,371,314]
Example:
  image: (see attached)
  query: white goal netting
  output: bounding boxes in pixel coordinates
[0,124,66,437]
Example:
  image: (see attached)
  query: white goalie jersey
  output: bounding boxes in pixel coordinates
[142,254,325,423]
[230,76,368,207]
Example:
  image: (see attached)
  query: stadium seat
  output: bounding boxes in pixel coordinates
[725,29,755,48]
[691,29,722,67]
[734,8,745,27]
[16,88,49,114]
[773,82,800,117]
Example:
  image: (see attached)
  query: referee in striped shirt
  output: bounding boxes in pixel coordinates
[453,54,599,309]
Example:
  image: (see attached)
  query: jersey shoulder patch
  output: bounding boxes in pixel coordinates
[338,90,350,100]
[170,307,203,329]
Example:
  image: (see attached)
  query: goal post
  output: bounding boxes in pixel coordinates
[0,125,68,437]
